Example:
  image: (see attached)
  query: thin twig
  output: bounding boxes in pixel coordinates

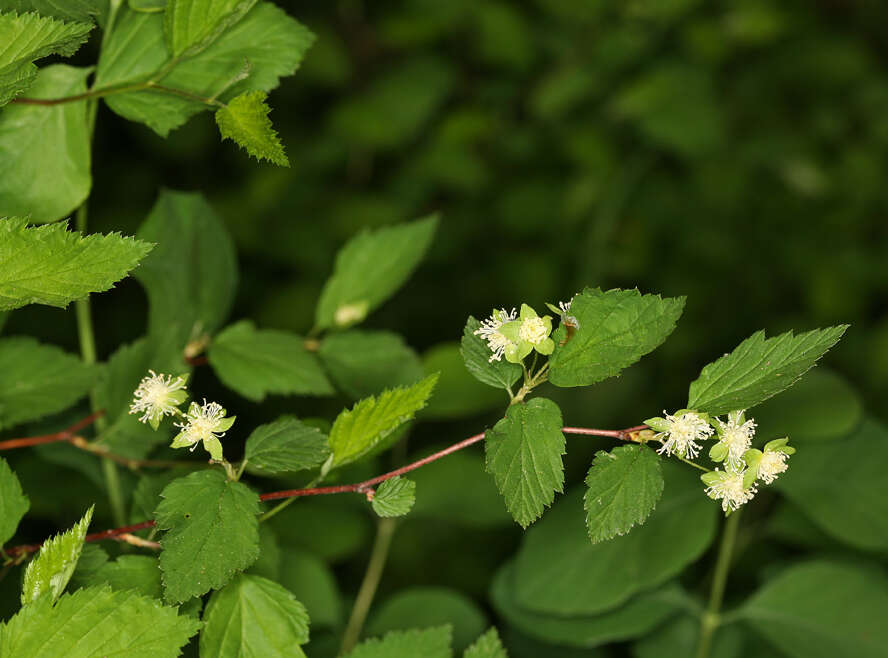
[0,411,105,450]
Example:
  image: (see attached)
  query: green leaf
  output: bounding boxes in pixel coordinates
[81,555,163,599]
[164,0,256,56]
[209,320,334,401]
[423,342,504,418]
[485,397,565,528]
[687,325,848,416]
[548,288,685,388]
[265,498,371,563]
[776,419,888,551]
[1,1,105,23]
[371,476,416,518]
[0,336,95,430]
[0,11,92,106]
[344,626,453,658]
[512,462,716,616]
[0,457,29,545]
[244,416,330,476]
[0,65,92,222]
[584,444,664,543]
[460,316,522,391]
[633,613,742,658]
[95,3,314,136]
[215,89,288,165]
[328,374,438,468]
[21,505,93,605]
[464,628,508,658]
[278,548,342,629]
[0,585,200,657]
[0,216,152,311]
[200,574,309,656]
[319,330,425,400]
[155,469,260,603]
[315,215,438,329]
[740,561,888,658]
[135,190,237,349]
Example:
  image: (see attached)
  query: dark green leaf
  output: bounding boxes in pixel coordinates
[319,330,424,399]
[423,342,504,418]
[461,316,522,391]
[81,555,162,599]
[0,457,29,545]
[344,626,453,658]
[244,416,330,475]
[371,476,416,518]
[278,548,342,629]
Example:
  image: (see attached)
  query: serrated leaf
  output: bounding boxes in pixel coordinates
[485,397,565,528]
[22,505,93,605]
[0,457,29,546]
[209,320,334,401]
[315,215,438,330]
[344,626,453,658]
[0,585,200,657]
[155,469,260,603]
[1,1,105,23]
[328,374,438,468]
[584,444,664,543]
[460,316,522,391]
[215,90,288,165]
[95,3,314,136]
[0,11,92,106]
[0,217,151,311]
[0,336,95,430]
[135,190,237,349]
[165,0,255,56]
[548,288,685,388]
[319,330,425,399]
[740,561,888,658]
[244,416,330,476]
[687,325,848,416]
[464,628,508,658]
[0,65,93,222]
[200,574,309,656]
[372,476,416,518]
[81,555,163,599]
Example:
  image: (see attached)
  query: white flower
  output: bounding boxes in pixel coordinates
[129,371,188,428]
[171,399,235,461]
[757,450,789,484]
[704,469,757,513]
[474,308,517,362]
[713,410,757,470]
[519,316,549,345]
[655,411,714,459]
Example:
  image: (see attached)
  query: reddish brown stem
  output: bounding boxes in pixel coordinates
[0,411,105,451]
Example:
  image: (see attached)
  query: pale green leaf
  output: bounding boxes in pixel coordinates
[155,469,260,603]
[164,0,255,56]
[0,217,152,311]
[461,316,522,391]
[0,585,200,657]
[22,505,93,605]
[244,416,330,476]
[0,65,92,222]
[688,325,848,416]
[584,444,664,543]
[344,626,453,658]
[209,320,334,401]
[371,476,416,518]
[464,628,508,658]
[548,288,685,388]
[329,374,438,468]
[315,215,438,330]
[1,1,104,23]
[741,561,888,658]
[0,336,95,430]
[484,397,565,528]
[215,89,288,165]
[0,457,29,545]
[200,574,309,656]
[423,342,504,418]
[81,555,163,599]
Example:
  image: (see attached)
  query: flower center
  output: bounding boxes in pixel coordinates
[519,317,548,344]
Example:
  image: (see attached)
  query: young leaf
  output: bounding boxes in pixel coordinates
[200,574,310,657]
[548,288,685,387]
[328,374,438,468]
[0,457,29,546]
[0,217,152,311]
[0,337,95,430]
[0,65,93,222]
[0,585,200,657]
[315,215,439,330]
[0,10,92,106]
[209,320,334,401]
[464,628,508,658]
[460,316,522,391]
[371,477,416,518]
[687,325,848,416]
[155,470,260,603]
[164,0,256,56]
[215,90,288,165]
[244,416,331,476]
[584,444,664,543]
[343,626,453,658]
[21,505,93,605]
[485,397,566,528]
